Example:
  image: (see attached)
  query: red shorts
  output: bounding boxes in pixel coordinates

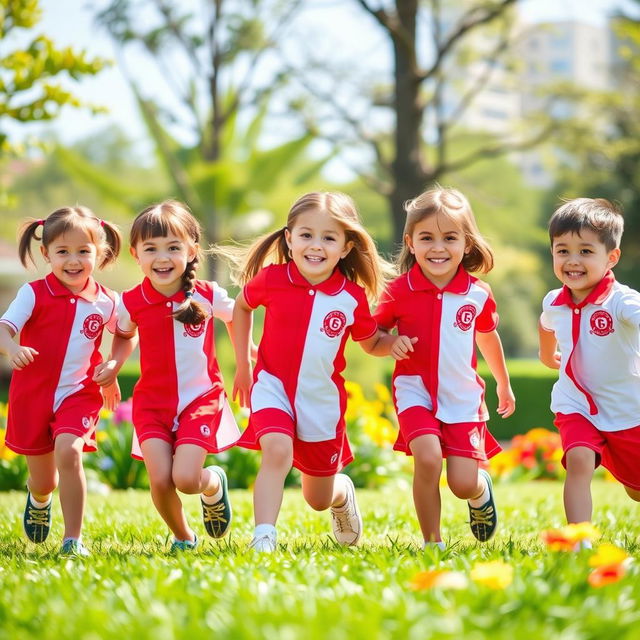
[555,412,640,490]
[237,408,353,477]
[133,388,240,457]
[5,385,101,455]
[394,405,501,461]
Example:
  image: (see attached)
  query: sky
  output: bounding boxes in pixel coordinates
[5,0,635,150]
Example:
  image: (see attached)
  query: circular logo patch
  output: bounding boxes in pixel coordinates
[590,310,614,336]
[200,424,211,437]
[184,322,205,338]
[454,305,477,331]
[81,314,103,340]
[322,310,347,338]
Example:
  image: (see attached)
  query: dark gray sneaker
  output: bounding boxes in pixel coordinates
[468,469,498,542]
[23,492,52,543]
[201,466,232,538]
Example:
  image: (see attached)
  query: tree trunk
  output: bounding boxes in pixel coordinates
[390,0,429,246]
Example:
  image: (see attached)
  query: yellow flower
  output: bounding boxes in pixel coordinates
[99,408,113,420]
[410,570,468,590]
[566,522,600,542]
[95,430,109,443]
[470,561,513,589]
[374,383,391,403]
[589,543,629,568]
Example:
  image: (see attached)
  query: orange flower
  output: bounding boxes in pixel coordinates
[588,564,626,587]
[540,522,600,551]
[410,570,468,590]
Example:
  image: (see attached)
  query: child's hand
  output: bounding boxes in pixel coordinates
[101,380,121,412]
[93,359,118,387]
[496,383,516,418]
[390,335,418,360]
[9,345,39,370]
[233,366,253,408]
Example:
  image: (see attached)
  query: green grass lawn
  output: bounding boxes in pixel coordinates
[0,481,639,639]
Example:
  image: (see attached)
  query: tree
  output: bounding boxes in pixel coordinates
[0,0,107,154]
[287,0,555,245]
[91,0,312,277]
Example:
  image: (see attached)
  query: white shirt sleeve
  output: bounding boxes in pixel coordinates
[104,292,120,334]
[617,289,640,327]
[539,291,556,332]
[0,283,36,334]
[115,296,137,337]
[211,282,235,323]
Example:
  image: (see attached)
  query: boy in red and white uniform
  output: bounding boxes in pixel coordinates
[539,198,640,541]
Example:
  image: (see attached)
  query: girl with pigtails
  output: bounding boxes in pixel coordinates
[0,206,125,556]
[113,200,240,552]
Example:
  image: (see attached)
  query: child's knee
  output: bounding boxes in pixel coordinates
[262,438,293,469]
[55,444,82,471]
[447,475,478,499]
[305,494,332,511]
[149,471,175,495]
[413,449,442,476]
[565,447,596,475]
[29,477,57,497]
[172,468,201,494]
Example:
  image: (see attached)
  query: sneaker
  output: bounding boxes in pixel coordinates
[468,468,498,542]
[59,539,90,557]
[23,492,52,543]
[330,474,362,546]
[248,532,277,553]
[170,535,199,553]
[201,465,232,538]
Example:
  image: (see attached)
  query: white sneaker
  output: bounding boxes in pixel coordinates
[330,474,362,546]
[248,532,277,553]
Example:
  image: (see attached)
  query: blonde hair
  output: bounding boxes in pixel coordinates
[18,206,121,269]
[397,187,494,274]
[220,192,390,302]
[130,200,207,325]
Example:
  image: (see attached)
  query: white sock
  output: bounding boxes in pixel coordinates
[62,536,81,544]
[332,474,350,511]
[423,540,446,551]
[254,523,277,539]
[30,495,52,509]
[468,477,490,508]
[201,469,223,503]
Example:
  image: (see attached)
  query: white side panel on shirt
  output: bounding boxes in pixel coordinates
[251,369,294,417]
[394,375,432,413]
[295,290,356,442]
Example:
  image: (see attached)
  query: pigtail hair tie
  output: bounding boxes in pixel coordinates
[37,219,45,226]
[185,290,194,299]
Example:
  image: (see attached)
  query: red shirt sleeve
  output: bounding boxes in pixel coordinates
[476,285,499,333]
[243,266,271,309]
[350,288,378,342]
[372,283,398,331]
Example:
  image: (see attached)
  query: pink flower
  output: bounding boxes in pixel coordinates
[113,398,133,425]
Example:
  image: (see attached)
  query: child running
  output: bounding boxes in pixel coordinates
[230,191,404,552]
[374,187,515,549]
[114,200,240,551]
[539,198,640,543]
[0,207,123,556]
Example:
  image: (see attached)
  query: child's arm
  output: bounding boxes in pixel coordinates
[93,332,138,412]
[0,323,38,370]
[232,292,254,408]
[538,320,561,369]
[475,329,515,418]
[360,329,418,360]
[223,321,259,362]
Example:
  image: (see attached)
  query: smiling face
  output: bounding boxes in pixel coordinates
[285,209,353,285]
[551,229,620,303]
[406,213,468,288]
[41,228,98,294]
[131,233,197,296]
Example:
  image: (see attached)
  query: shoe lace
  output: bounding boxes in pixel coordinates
[331,507,354,533]
[26,507,49,527]
[249,533,275,551]
[202,502,227,526]
[469,505,495,527]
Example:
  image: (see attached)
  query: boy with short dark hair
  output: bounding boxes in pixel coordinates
[539,198,640,542]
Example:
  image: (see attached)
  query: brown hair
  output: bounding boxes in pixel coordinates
[18,206,121,269]
[548,198,623,251]
[130,200,207,325]
[221,192,391,302]
[397,186,494,274]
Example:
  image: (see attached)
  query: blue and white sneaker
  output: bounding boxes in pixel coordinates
[170,535,199,553]
[60,539,90,557]
[23,492,52,543]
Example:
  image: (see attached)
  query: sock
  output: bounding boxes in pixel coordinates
[201,469,223,503]
[254,523,277,539]
[174,532,197,543]
[468,476,490,508]
[62,536,81,545]
[423,541,446,551]
[30,495,52,509]
[331,474,349,510]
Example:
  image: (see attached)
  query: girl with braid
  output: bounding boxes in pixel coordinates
[114,200,240,551]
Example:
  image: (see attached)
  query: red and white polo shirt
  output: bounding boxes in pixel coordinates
[117,278,236,437]
[244,262,377,442]
[540,271,640,431]
[1,273,117,428]
[374,263,498,423]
